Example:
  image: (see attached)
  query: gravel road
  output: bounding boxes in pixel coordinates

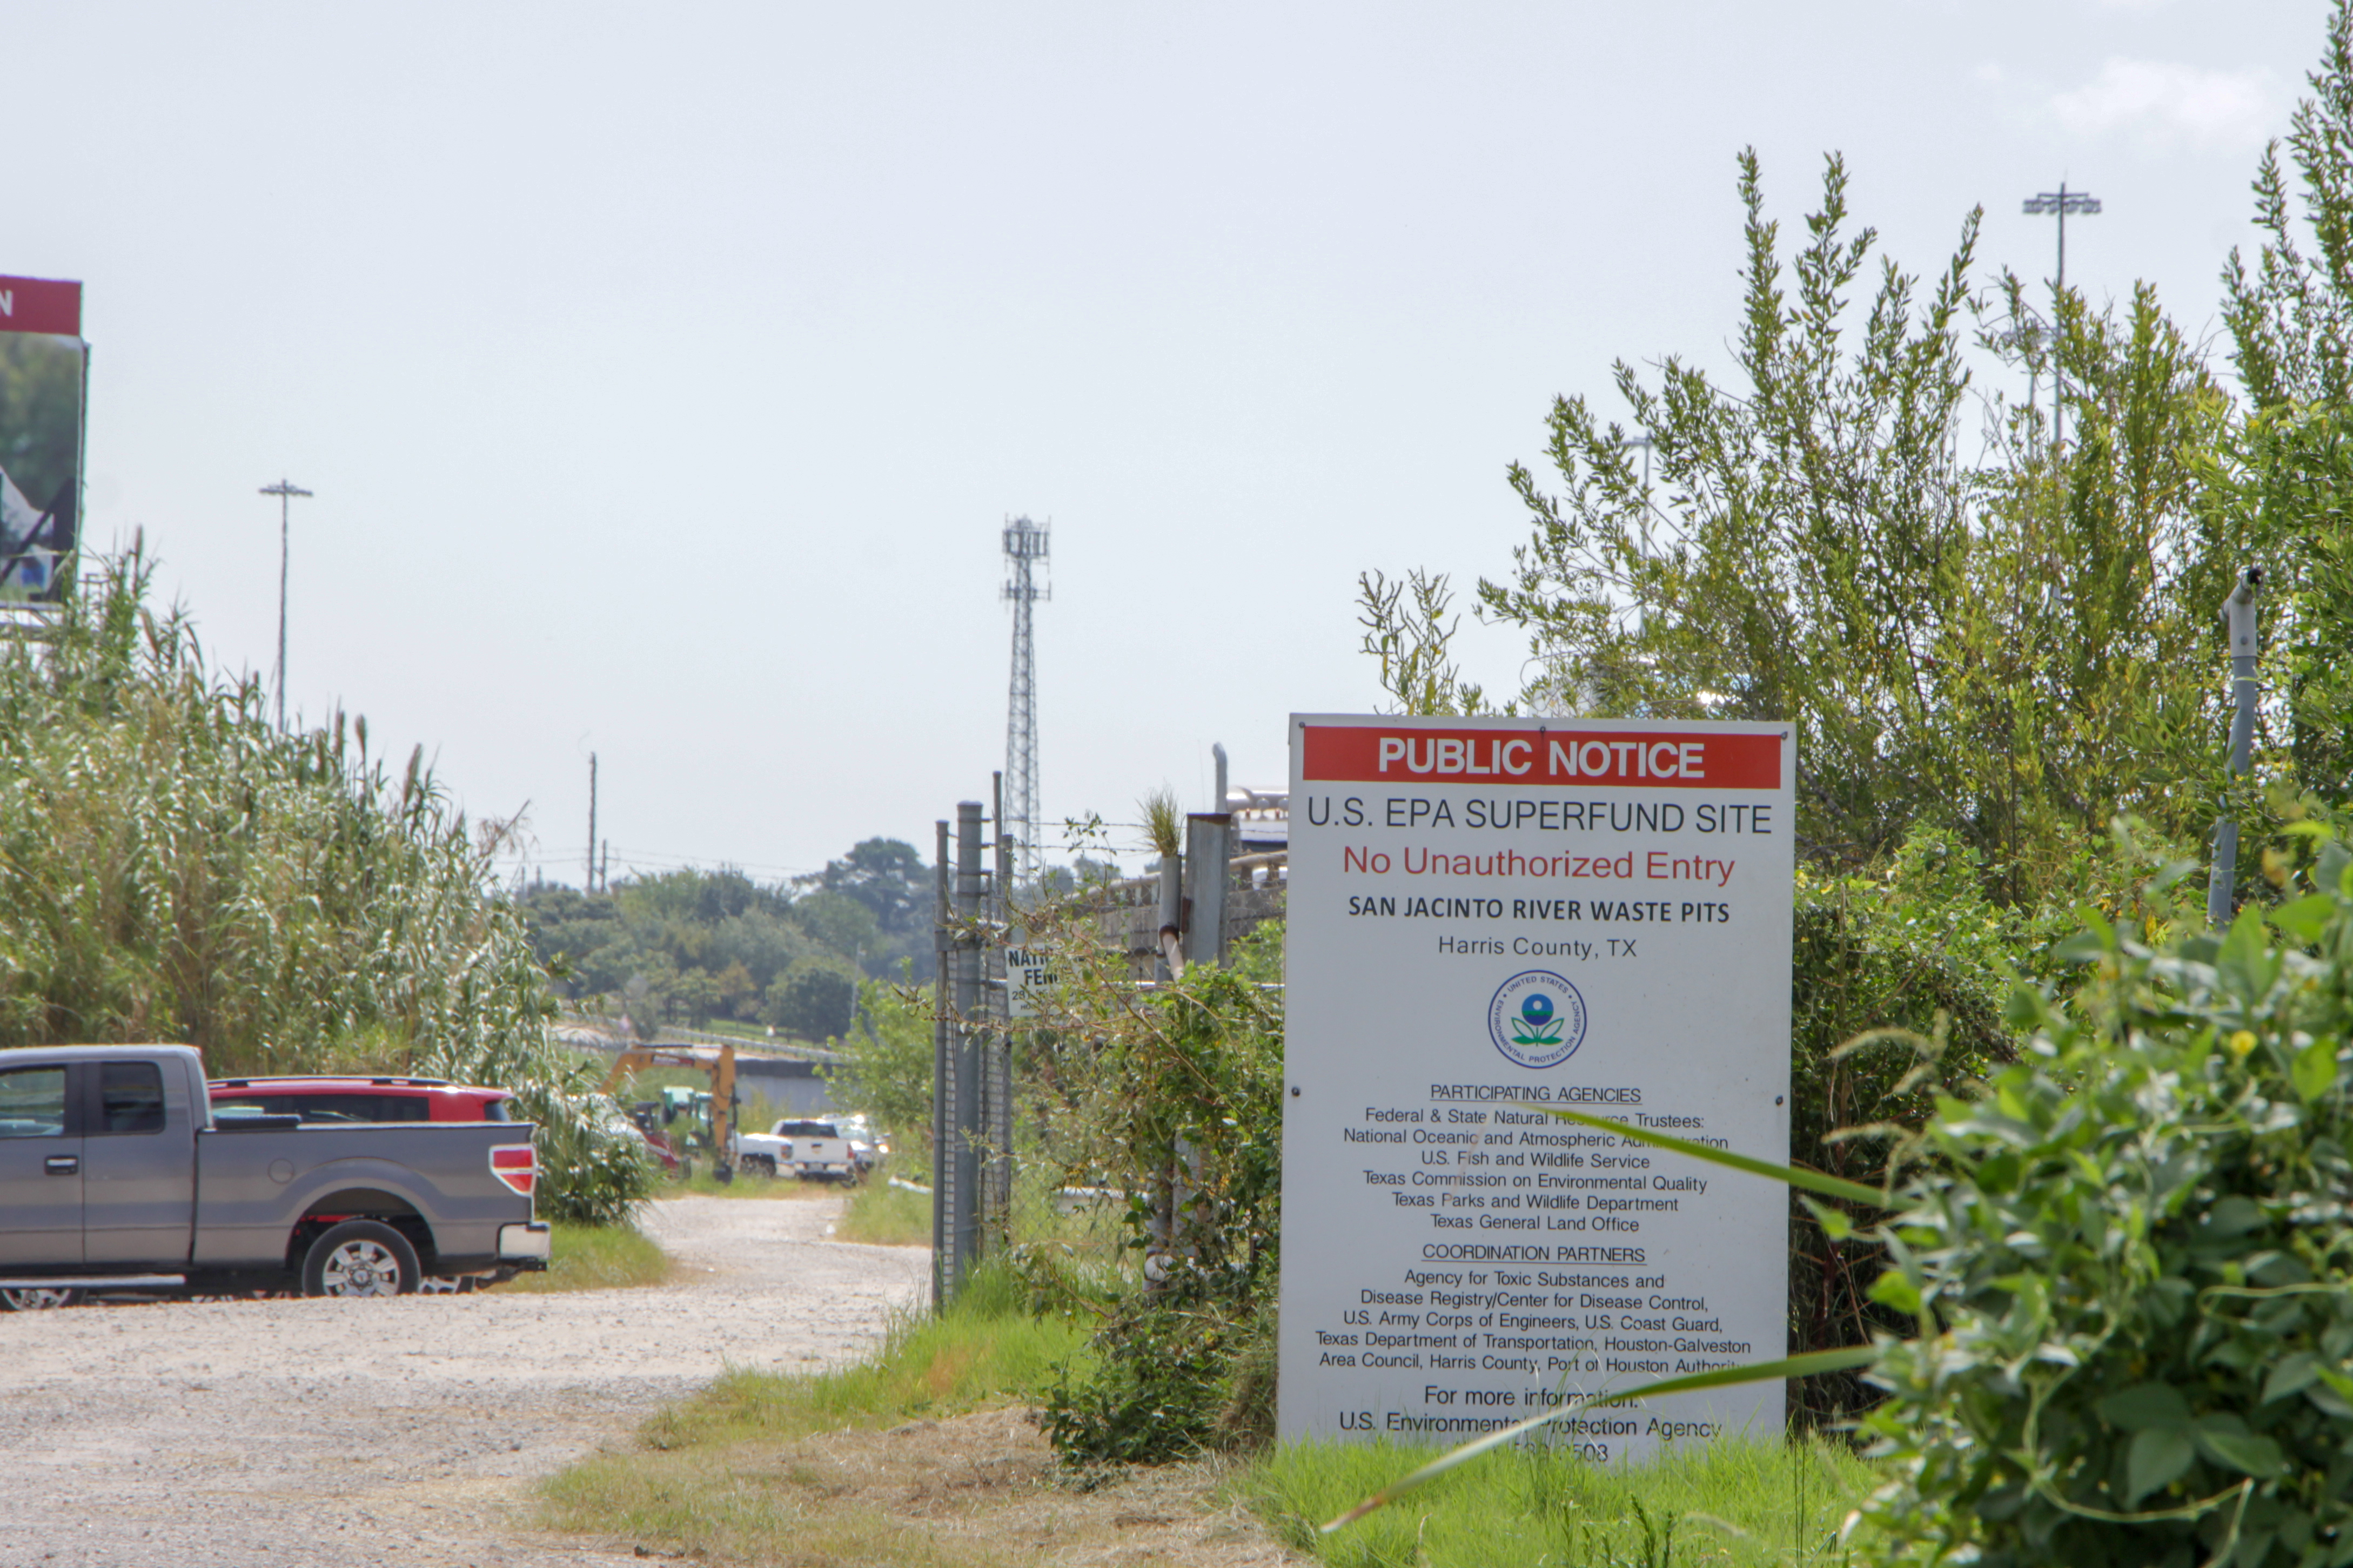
[0,1196,928,1567]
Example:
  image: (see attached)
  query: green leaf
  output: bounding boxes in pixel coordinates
[2294,1036,2339,1102]
[2192,1418,2287,1479]
[2203,1197,2266,1238]
[2261,1353,2318,1405]
[2053,929,2110,965]
[2098,1381,2192,1431]
[1801,1195,1854,1241]
[2217,906,2281,1002]
[2125,1424,2196,1505]
[2317,839,2351,898]
[2270,893,2337,945]
[1319,1344,1880,1533]
[1526,1104,1886,1207]
[1868,1270,1923,1315]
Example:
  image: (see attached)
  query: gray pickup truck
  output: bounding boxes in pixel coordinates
[0,1044,549,1300]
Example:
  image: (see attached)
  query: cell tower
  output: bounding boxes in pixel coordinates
[1002,515,1050,885]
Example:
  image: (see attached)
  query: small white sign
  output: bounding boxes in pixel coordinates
[1004,946,1058,1020]
[1279,714,1795,1464]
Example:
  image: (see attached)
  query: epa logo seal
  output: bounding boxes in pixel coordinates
[1487,971,1587,1069]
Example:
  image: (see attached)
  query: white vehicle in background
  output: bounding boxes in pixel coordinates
[734,1117,868,1183]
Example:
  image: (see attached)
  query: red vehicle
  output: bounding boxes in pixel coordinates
[207,1075,517,1125]
[212,1074,679,1173]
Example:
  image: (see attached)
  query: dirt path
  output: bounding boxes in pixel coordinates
[0,1196,927,1567]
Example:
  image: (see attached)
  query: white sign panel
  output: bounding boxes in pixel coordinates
[1279,715,1794,1463]
[1003,946,1057,1021]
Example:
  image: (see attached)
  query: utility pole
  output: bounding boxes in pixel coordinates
[586,752,598,892]
[2021,184,2101,456]
[258,479,312,731]
[1001,517,1050,886]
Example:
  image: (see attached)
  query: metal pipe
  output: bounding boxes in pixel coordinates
[2207,567,2264,928]
[951,801,985,1297]
[932,818,950,1309]
[1156,850,1183,982]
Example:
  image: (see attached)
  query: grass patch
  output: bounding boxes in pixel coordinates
[540,1261,1091,1563]
[665,1165,846,1199]
[488,1219,669,1294]
[639,1262,1085,1446]
[835,1174,930,1245]
[1251,1432,1878,1566]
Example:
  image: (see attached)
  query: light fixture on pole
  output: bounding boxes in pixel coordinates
[2021,184,2101,455]
[258,478,312,731]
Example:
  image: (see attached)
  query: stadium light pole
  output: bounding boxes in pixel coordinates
[2021,184,2101,455]
[259,479,312,731]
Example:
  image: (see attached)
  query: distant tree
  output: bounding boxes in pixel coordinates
[2215,0,2353,807]
[669,966,723,1028]
[827,968,934,1157]
[713,960,757,1021]
[805,838,931,934]
[789,890,883,964]
[766,959,856,1041]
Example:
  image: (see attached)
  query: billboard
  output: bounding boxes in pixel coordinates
[1280,714,1795,1464]
[0,274,85,604]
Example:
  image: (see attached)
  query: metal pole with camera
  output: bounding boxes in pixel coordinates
[2207,567,2264,928]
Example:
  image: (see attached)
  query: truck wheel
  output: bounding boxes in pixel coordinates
[745,1155,777,1179]
[301,1220,420,1298]
[416,1273,476,1295]
[0,1287,83,1311]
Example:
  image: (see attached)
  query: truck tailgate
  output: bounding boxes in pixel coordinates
[193,1121,535,1268]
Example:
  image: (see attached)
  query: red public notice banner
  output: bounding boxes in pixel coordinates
[1299,723,1782,790]
[0,277,83,337]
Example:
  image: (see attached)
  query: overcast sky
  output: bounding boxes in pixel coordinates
[9,0,2332,884]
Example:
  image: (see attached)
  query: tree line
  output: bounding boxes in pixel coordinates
[519,839,935,1042]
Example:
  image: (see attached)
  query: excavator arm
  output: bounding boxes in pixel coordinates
[603,1042,738,1176]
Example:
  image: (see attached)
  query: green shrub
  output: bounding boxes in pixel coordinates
[1784,828,2025,1425]
[1024,922,1286,1466]
[1852,837,2353,1567]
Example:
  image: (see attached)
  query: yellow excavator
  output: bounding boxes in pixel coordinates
[602,1041,739,1182]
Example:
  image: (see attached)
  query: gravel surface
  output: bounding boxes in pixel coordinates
[0,1196,928,1567]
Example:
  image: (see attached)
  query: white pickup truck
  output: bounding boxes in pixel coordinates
[734,1118,868,1183]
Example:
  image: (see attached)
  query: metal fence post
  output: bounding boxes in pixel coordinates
[1182,813,1232,970]
[931,818,950,1310]
[2208,568,2264,928]
[986,773,1014,1246]
[949,801,985,1298]
[1155,850,1183,981]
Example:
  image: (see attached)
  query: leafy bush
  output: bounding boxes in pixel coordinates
[1852,837,2353,1567]
[1784,829,2024,1424]
[1025,923,1286,1466]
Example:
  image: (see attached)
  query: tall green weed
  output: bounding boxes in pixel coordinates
[0,549,651,1221]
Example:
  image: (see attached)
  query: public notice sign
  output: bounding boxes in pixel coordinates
[1279,714,1795,1462]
